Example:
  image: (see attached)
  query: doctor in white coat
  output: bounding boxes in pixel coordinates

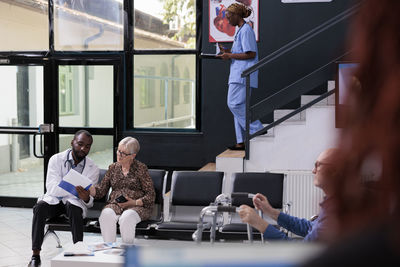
[28,130,99,267]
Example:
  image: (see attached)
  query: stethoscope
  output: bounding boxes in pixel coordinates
[64,149,86,173]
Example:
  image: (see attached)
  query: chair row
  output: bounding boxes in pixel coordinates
[158,171,285,241]
[44,170,286,246]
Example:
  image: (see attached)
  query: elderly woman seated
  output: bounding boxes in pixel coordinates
[90,137,155,245]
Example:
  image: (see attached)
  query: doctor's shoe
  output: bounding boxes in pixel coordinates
[27,255,41,267]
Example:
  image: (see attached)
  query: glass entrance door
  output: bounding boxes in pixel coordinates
[0,65,48,199]
[56,60,119,170]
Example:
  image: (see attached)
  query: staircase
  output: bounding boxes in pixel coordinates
[199,3,360,219]
[209,81,337,219]
[215,80,337,172]
[246,80,338,172]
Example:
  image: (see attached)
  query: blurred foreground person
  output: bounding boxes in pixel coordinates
[305,0,400,266]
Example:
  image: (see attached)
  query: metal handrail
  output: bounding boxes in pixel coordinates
[250,51,349,122]
[241,2,360,78]
[250,89,335,140]
[242,3,360,159]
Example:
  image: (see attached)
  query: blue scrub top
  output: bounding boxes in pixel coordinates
[228,23,258,88]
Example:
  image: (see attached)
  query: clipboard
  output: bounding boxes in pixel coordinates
[200,53,221,59]
[58,169,92,197]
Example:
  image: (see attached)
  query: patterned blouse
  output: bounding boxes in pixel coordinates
[94,159,155,220]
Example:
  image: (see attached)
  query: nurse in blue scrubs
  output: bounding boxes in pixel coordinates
[218,3,263,150]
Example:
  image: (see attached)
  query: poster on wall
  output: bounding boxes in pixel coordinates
[209,0,259,43]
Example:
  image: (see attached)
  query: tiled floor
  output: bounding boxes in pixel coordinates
[0,207,326,267]
[0,207,197,267]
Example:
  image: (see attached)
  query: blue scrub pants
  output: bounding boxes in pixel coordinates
[227,83,263,143]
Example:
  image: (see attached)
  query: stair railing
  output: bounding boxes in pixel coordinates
[243,3,360,159]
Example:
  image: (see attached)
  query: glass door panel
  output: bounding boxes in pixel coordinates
[58,65,113,127]
[57,61,117,170]
[0,66,43,127]
[0,66,45,198]
[59,134,113,170]
[0,134,44,197]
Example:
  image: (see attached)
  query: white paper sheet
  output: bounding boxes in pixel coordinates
[58,169,92,197]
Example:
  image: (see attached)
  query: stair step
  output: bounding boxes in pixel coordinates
[301,93,335,107]
[301,95,327,106]
[198,163,216,171]
[217,149,245,158]
[327,92,335,105]
[328,80,335,91]
[274,109,305,122]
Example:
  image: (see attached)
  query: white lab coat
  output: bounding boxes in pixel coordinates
[38,149,100,218]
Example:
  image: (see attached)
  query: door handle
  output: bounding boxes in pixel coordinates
[33,124,54,158]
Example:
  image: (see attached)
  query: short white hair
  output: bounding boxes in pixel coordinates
[119,137,140,154]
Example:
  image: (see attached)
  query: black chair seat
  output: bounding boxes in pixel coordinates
[136,220,159,230]
[220,223,259,233]
[46,215,69,225]
[157,222,210,231]
[86,209,102,219]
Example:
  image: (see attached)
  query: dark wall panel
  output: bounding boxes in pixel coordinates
[131,0,357,169]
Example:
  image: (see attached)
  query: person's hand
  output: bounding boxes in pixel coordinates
[76,186,90,203]
[218,43,227,53]
[253,193,270,212]
[117,196,136,210]
[238,205,269,233]
[88,185,96,197]
[217,52,232,60]
[253,193,280,221]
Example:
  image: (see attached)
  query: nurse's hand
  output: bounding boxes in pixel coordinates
[217,52,231,60]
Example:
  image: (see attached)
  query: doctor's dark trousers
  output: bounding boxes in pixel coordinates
[31,201,84,250]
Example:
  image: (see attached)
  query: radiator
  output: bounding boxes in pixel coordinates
[281,171,325,220]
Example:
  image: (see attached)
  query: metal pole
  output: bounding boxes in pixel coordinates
[165,79,169,127]
[191,81,195,127]
[245,75,250,160]
[11,118,20,172]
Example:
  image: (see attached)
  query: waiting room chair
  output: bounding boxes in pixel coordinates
[135,169,167,235]
[155,171,224,240]
[219,172,285,240]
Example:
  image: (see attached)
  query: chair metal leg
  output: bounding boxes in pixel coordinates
[246,223,253,243]
[44,226,62,248]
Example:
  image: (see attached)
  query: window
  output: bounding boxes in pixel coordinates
[134,0,196,50]
[58,65,114,127]
[0,0,48,51]
[134,55,196,129]
[54,0,123,50]
[132,0,197,129]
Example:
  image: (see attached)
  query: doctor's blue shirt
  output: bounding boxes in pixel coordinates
[229,23,258,88]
